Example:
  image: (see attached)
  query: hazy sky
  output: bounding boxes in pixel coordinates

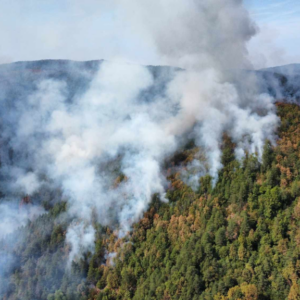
[0,0,299,68]
[246,0,300,68]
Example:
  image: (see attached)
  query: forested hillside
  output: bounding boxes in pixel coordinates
[2,102,300,300]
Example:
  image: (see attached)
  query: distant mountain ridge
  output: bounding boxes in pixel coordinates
[2,59,300,73]
[0,59,299,103]
[0,59,102,71]
[259,63,300,76]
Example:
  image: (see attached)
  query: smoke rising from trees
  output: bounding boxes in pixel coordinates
[0,0,280,289]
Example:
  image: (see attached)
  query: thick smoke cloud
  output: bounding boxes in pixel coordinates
[0,0,279,275]
[113,0,257,70]
[0,63,278,262]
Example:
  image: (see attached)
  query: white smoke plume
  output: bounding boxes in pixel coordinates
[0,0,279,265]
[112,0,257,70]
[66,223,95,265]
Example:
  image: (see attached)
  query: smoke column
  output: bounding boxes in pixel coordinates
[0,0,279,279]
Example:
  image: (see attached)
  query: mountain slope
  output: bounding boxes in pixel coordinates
[1,61,300,300]
[1,102,300,300]
[84,103,300,300]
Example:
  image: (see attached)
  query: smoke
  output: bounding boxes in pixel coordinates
[0,0,280,277]
[0,200,44,239]
[0,61,180,263]
[165,69,278,178]
[113,0,257,70]
[66,223,95,265]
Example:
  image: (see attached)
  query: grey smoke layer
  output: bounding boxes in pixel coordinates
[0,0,283,282]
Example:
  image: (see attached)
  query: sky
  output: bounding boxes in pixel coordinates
[0,0,299,68]
[246,0,300,68]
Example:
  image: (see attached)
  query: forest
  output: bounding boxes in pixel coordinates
[2,102,300,300]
